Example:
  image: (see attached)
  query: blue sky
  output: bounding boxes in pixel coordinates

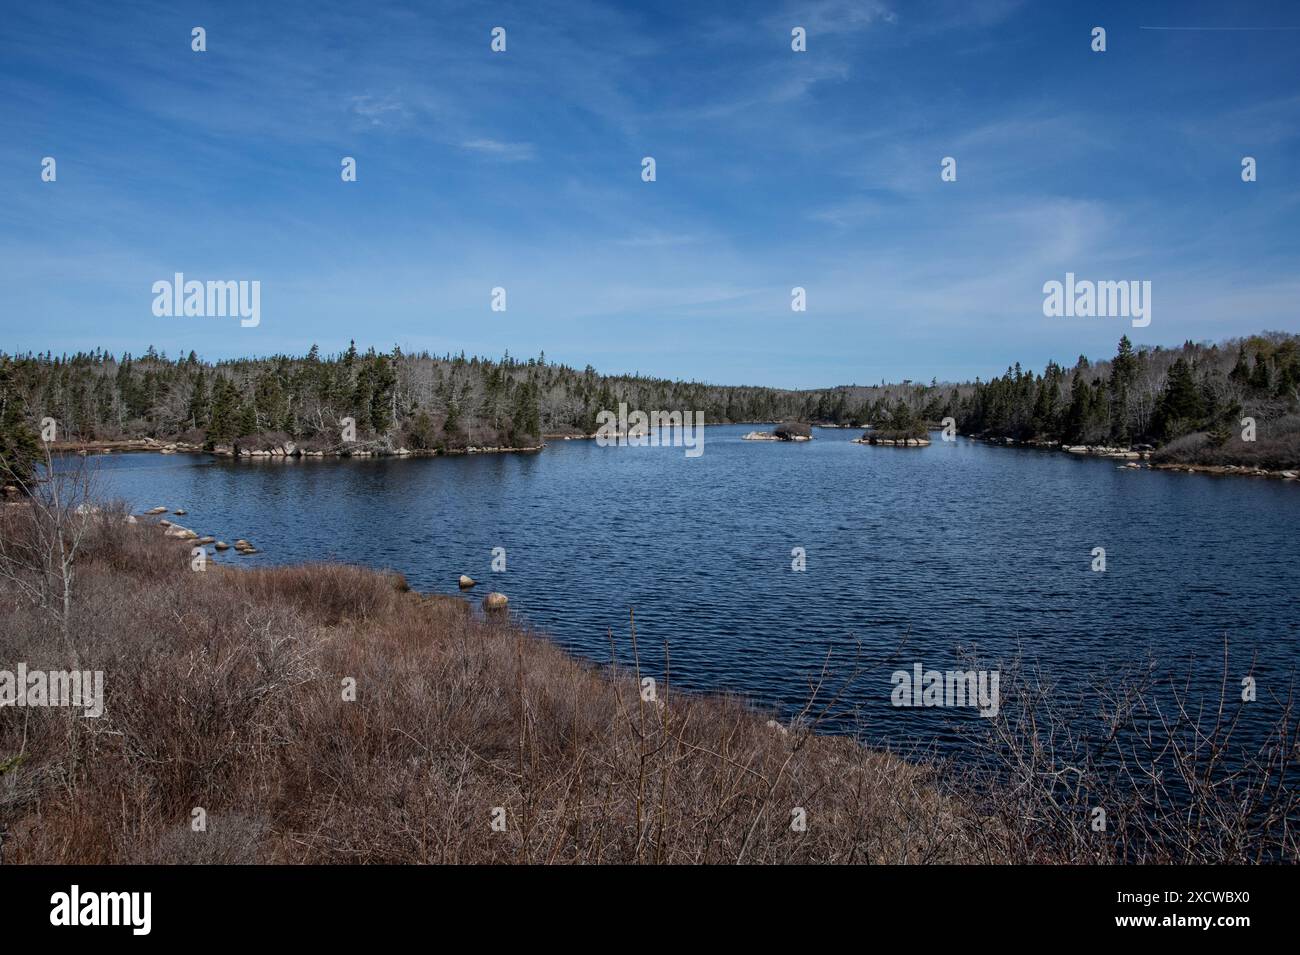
[1,0,1298,387]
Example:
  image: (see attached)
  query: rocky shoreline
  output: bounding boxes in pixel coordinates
[52,436,544,458]
[741,431,812,442]
[1148,462,1299,479]
[967,434,1299,480]
[852,435,931,447]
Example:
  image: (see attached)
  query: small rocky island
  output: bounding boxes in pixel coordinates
[743,421,813,442]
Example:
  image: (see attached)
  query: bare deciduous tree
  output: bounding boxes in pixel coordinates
[0,445,99,663]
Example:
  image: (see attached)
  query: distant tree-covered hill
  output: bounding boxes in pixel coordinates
[0,342,953,458]
[1,332,1297,474]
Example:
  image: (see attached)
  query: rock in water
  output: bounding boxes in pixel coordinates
[459,575,477,589]
[483,592,509,611]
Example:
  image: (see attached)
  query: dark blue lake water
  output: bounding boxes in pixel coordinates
[90,425,1299,753]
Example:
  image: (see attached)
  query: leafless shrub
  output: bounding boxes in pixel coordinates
[960,646,1298,863]
[134,813,272,864]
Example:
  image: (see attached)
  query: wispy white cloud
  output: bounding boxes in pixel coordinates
[807,198,888,228]
[772,0,898,35]
[347,94,408,127]
[459,138,537,162]
[614,231,704,248]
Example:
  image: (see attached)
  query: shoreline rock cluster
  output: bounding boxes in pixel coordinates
[1149,463,1299,480]
[852,435,931,447]
[969,435,1154,458]
[141,509,515,608]
[1062,444,1149,460]
[140,505,253,555]
[136,504,517,612]
[455,573,510,612]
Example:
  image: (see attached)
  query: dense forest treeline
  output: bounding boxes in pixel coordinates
[2,332,1299,482]
[955,332,1300,468]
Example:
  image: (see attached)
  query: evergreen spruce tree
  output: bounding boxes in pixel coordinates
[206,378,239,446]
[1229,344,1251,387]
[187,366,208,430]
[511,379,541,443]
[1249,352,1271,394]
[0,362,40,488]
[236,401,257,438]
[1155,357,1203,438]
[1063,372,1089,443]
[1108,336,1138,444]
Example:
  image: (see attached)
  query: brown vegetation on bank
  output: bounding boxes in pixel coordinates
[1,509,1004,864]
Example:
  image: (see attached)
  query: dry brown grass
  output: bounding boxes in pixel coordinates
[0,515,1003,864]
